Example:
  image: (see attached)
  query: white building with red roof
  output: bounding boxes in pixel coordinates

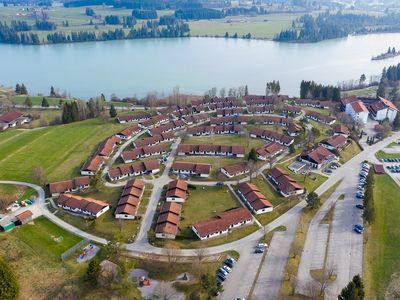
[369,97,398,123]
[345,100,369,124]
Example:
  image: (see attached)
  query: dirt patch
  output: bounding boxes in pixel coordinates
[385,273,400,300]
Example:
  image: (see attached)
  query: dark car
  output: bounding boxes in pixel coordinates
[355,204,364,209]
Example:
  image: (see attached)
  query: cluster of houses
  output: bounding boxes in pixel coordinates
[114,179,145,219]
[253,116,294,127]
[133,132,174,148]
[177,144,245,158]
[210,116,247,126]
[216,108,244,117]
[116,125,141,140]
[155,179,188,239]
[108,160,160,181]
[171,162,211,178]
[148,120,185,136]
[267,167,304,197]
[237,182,273,214]
[49,176,90,197]
[294,99,331,109]
[341,96,398,124]
[0,112,31,131]
[121,144,167,163]
[81,135,121,176]
[56,194,110,218]
[249,128,294,146]
[117,112,150,124]
[186,125,244,136]
[192,207,253,240]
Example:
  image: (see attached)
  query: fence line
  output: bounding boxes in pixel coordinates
[61,238,89,261]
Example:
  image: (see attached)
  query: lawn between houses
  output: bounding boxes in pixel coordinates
[364,174,400,299]
[56,185,150,242]
[156,185,259,249]
[0,117,126,182]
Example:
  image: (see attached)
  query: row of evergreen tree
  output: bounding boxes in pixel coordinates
[0,22,40,45]
[61,97,106,124]
[45,22,189,44]
[300,80,341,101]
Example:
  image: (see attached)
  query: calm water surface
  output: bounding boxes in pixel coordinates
[1,33,400,98]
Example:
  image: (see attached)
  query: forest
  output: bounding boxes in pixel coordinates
[275,12,400,42]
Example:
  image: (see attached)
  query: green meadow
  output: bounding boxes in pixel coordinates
[0,118,126,182]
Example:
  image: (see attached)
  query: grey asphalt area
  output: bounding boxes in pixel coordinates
[252,210,301,300]
[324,180,363,299]
[310,224,329,270]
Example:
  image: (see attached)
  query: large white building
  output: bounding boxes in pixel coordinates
[345,100,369,124]
[369,97,398,123]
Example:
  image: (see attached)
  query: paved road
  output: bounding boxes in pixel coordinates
[296,131,400,298]
[252,207,302,300]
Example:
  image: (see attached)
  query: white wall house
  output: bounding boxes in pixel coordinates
[345,101,369,124]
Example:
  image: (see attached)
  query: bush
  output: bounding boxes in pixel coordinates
[188,184,197,190]
[0,258,19,300]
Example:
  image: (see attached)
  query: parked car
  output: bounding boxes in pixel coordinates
[255,247,264,254]
[218,268,228,277]
[216,182,224,187]
[217,274,226,282]
[355,224,364,231]
[222,265,232,273]
[355,204,364,209]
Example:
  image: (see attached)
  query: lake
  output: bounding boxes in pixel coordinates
[1,33,400,99]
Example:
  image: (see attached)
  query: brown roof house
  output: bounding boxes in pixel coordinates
[299,146,337,169]
[192,208,253,240]
[221,162,250,178]
[171,162,211,178]
[319,135,347,151]
[237,182,273,215]
[267,167,304,197]
[166,180,188,203]
[14,210,33,225]
[114,179,145,219]
[155,202,182,239]
[332,124,350,137]
[49,176,90,197]
[56,194,110,218]
[255,142,284,161]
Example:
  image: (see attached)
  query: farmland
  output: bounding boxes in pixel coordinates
[188,13,301,39]
[0,118,126,182]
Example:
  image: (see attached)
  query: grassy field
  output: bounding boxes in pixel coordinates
[251,176,285,206]
[160,185,259,248]
[364,174,400,299]
[56,186,144,242]
[0,215,142,299]
[375,149,400,159]
[308,120,332,143]
[339,140,362,163]
[13,95,132,108]
[189,13,301,39]
[9,216,82,258]
[341,86,378,98]
[0,118,126,183]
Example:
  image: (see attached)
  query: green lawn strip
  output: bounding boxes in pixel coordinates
[250,176,285,206]
[14,95,73,106]
[10,216,82,259]
[181,134,265,153]
[375,149,400,159]
[341,86,378,98]
[364,174,400,298]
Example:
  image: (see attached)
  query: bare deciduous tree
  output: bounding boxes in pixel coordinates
[31,166,48,186]
[306,280,320,299]
[152,283,178,300]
